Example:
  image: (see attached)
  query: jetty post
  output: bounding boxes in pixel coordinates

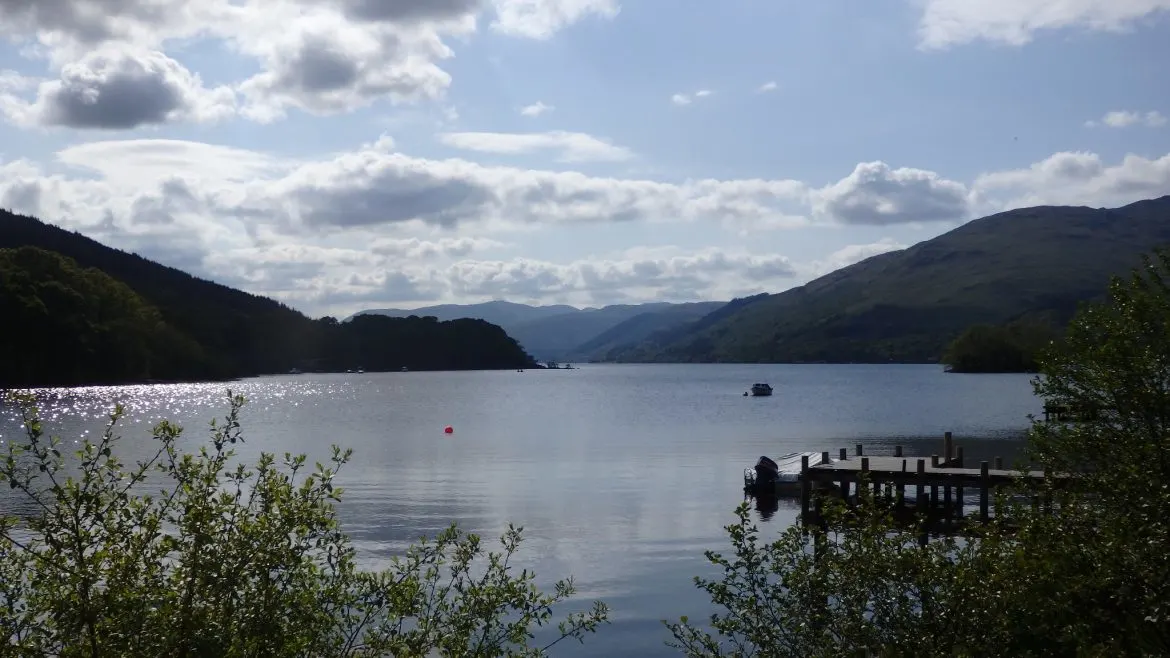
[800,454,811,520]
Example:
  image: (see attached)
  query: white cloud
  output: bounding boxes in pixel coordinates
[371,236,510,259]
[29,136,812,240]
[436,130,634,162]
[0,70,36,92]
[520,101,554,116]
[0,0,227,61]
[490,0,620,39]
[55,139,293,184]
[918,0,1170,49]
[2,46,236,129]
[232,10,458,121]
[1086,110,1167,128]
[756,81,777,93]
[5,137,1170,314]
[0,0,613,122]
[671,89,711,106]
[811,161,972,225]
[441,248,796,306]
[972,150,1170,209]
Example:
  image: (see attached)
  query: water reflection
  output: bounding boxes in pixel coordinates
[752,494,780,521]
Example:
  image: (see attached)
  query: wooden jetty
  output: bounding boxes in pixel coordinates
[798,432,1065,542]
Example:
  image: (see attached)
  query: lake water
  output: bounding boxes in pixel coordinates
[0,364,1041,656]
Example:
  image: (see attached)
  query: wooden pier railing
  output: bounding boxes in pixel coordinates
[798,432,1067,542]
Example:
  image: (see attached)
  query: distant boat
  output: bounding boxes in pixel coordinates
[750,383,773,397]
[288,368,302,375]
[357,368,365,374]
[400,366,408,372]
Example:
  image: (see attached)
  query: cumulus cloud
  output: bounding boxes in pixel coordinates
[811,161,972,225]
[233,12,457,121]
[2,46,235,128]
[5,137,1170,314]
[1085,110,1167,128]
[0,0,613,121]
[0,0,210,52]
[436,131,634,162]
[490,0,620,39]
[520,101,554,116]
[918,0,1170,49]
[972,150,1170,209]
[371,236,510,259]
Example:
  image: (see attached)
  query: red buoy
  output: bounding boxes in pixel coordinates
[444,425,454,434]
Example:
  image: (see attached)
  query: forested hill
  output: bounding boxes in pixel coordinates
[606,196,1170,364]
[0,211,539,388]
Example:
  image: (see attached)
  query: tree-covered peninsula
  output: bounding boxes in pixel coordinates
[940,318,1061,373]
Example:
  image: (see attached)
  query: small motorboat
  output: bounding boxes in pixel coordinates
[755,455,780,482]
[744,455,801,497]
[750,383,773,397]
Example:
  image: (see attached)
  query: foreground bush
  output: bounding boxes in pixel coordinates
[0,393,608,657]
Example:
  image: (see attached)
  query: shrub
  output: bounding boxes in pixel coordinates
[0,392,608,657]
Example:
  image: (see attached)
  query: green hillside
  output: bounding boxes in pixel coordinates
[0,209,316,377]
[0,247,207,388]
[0,211,539,387]
[607,196,1170,364]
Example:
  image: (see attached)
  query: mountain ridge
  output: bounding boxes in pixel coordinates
[604,196,1170,364]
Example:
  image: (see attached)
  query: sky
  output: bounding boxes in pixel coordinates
[1,0,1169,319]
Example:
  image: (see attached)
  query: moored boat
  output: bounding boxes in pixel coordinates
[750,383,773,396]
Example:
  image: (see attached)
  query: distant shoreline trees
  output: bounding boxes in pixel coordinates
[941,318,1061,373]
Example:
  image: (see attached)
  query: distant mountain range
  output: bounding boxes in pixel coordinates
[604,196,1170,364]
[352,197,1170,366]
[351,300,726,362]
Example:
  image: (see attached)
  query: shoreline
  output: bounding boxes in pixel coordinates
[0,363,546,393]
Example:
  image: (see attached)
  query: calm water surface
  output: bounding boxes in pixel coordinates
[0,364,1040,656]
